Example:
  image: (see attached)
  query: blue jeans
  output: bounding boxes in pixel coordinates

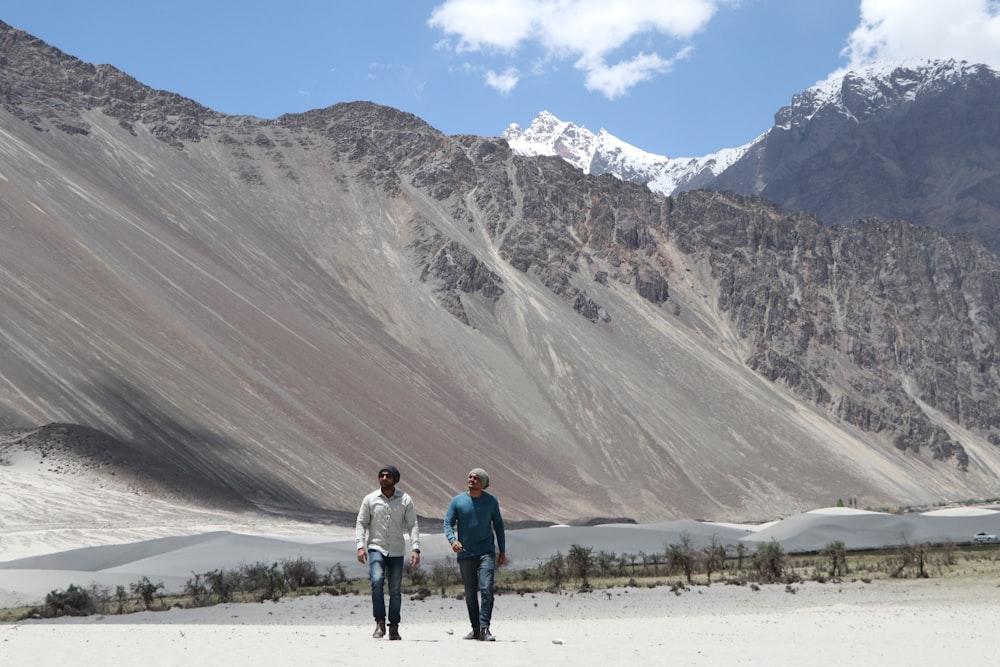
[458,551,496,629]
[368,550,404,624]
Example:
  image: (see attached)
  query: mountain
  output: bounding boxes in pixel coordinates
[709,60,1000,255]
[507,60,1000,257]
[503,110,751,194]
[3,22,1000,524]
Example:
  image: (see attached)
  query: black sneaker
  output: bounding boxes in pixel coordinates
[373,619,386,639]
[388,624,401,640]
[480,626,495,642]
[463,628,480,640]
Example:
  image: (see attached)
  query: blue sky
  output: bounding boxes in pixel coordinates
[5,1,1000,157]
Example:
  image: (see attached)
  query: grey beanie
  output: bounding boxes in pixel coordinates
[469,468,490,489]
[379,465,400,483]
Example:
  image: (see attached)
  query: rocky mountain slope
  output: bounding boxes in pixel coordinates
[2,22,1000,523]
[710,60,1000,256]
[508,61,1000,258]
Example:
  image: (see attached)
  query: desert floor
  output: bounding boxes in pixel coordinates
[4,444,1000,666]
[4,575,1000,666]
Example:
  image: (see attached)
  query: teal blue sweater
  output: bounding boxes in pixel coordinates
[443,492,505,558]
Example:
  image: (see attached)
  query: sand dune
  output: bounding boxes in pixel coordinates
[3,460,1000,665]
[3,507,1000,607]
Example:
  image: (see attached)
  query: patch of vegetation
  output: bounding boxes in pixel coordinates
[3,540,999,622]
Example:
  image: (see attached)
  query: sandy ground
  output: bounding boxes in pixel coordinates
[4,447,1000,665]
[4,578,1000,666]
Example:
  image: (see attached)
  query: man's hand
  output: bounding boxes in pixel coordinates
[410,550,421,567]
[357,547,367,564]
[450,540,463,553]
[497,552,507,567]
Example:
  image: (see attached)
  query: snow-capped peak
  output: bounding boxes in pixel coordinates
[779,59,1000,129]
[503,110,599,172]
[502,110,757,195]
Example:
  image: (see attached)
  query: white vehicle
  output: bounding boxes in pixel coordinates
[972,531,999,543]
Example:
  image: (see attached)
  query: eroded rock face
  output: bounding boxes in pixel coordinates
[346,99,998,472]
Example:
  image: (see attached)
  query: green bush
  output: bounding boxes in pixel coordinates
[205,568,239,603]
[283,557,320,590]
[822,540,848,577]
[567,544,594,588]
[130,576,165,610]
[752,540,786,583]
[45,584,95,617]
[239,562,287,602]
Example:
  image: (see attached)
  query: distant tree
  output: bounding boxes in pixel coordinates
[205,568,238,603]
[822,541,849,577]
[114,585,129,614]
[752,540,786,583]
[406,561,427,588]
[45,584,94,617]
[595,550,617,578]
[130,576,164,611]
[940,540,957,566]
[430,558,458,596]
[542,552,567,589]
[647,551,662,576]
[567,544,594,589]
[327,563,348,586]
[665,533,697,584]
[895,541,930,579]
[87,583,112,615]
[184,572,211,607]
[733,543,748,574]
[282,557,319,590]
[239,562,286,601]
[702,536,728,585]
[623,552,639,577]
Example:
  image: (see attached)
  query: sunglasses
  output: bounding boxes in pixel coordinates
[379,472,395,478]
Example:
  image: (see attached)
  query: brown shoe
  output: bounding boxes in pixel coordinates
[373,619,386,638]
[388,624,401,640]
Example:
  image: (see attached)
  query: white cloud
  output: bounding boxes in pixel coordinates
[485,67,521,94]
[428,0,722,98]
[842,0,1000,70]
[583,47,693,99]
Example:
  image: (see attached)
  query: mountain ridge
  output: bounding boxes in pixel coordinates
[506,59,1000,256]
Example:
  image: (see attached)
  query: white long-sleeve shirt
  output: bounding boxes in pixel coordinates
[355,489,420,556]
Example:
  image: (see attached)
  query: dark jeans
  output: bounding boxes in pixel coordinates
[368,550,404,624]
[458,551,496,629]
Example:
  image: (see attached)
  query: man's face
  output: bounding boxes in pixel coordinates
[467,473,482,491]
[379,470,395,490]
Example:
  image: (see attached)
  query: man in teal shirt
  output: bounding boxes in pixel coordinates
[444,467,506,641]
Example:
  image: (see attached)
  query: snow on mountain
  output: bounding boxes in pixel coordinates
[502,110,757,195]
[778,59,1000,129]
[504,61,1000,200]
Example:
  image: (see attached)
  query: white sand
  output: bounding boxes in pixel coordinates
[3,455,1000,665]
[4,579,1000,666]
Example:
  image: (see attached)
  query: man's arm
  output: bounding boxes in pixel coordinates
[443,497,463,552]
[405,495,421,566]
[492,498,506,564]
[355,496,371,563]
[404,497,420,551]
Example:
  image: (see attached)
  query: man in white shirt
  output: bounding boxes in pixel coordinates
[355,465,421,640]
